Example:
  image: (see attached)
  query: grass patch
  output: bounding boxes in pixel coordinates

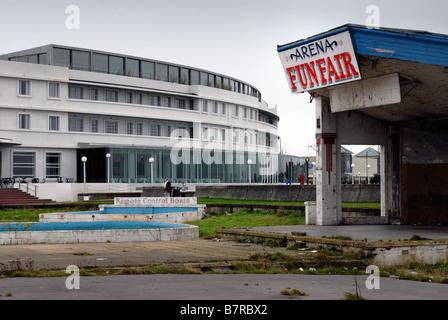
[187,210,305,238]
[0,202,112,223]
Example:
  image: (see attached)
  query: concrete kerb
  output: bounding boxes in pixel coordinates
[215,228,448,267]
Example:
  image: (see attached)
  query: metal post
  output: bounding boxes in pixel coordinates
[149,157,154,185]
[247,159,252,184]
[81,156,87,194]
[106,153,111,184]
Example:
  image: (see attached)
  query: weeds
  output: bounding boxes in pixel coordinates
[280,288,308,296]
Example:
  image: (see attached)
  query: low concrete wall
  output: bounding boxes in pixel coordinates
[0,226,199,246]
[215,228,448,267]
[141,184,380,202]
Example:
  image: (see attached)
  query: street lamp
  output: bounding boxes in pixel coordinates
[149,157,154,185]
[351,163,356,184]
[81,156,87,195]
[247,159,252,184]
[367,164,371,184]
[358,172,361,184]
[106,153,111,184]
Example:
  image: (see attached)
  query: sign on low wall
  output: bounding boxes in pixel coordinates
[278,31,361,93]
[114,197,198,206]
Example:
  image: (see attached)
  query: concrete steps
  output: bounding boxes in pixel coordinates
[0,188,57,206]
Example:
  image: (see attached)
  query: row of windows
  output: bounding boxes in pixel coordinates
[8,47,262,100]
[16,79,276,125]
[16,113,274,146]
[12,151,60,179]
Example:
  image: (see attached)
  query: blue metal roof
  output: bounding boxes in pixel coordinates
[277,24,448,67]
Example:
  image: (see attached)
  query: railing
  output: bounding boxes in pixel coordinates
[86,184,138,193]
[1,178,42,197]
[17,181,38,197]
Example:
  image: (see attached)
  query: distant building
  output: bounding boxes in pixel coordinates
[0,44,280,186]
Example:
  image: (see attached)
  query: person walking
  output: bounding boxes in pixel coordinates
[164,177,172,197]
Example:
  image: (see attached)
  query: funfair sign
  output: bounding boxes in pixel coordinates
[278,31,361,94]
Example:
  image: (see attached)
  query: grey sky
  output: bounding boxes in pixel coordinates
[1,0,447,156]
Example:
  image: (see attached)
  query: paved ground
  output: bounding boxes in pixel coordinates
[250,224,448,241]
[1,273,448,301]
[0,225,447,301]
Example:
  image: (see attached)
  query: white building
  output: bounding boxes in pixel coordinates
[0,45,280,200]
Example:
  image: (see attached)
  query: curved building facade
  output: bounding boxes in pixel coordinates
[0,45,280,184]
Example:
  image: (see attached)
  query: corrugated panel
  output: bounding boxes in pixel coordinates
[351,27,448,67]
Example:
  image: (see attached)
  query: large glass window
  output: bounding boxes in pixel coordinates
[109,56,124,75]
[150,95,160,106]
[156,64,168,81]
[208,74,215,87]
[180,68,189,85]
[126,122,134,135]
[92,53,108,73]
[126,59,140,77]
[19,114,30,129]
[190,70,200,85]
[39,53,47,65]
[91,119,98,133]
[69,118,83,132]
[169,65,179,83]
[105,120,118,134]
[141,61,155,79]
[18,80,31,96]
[46,153,61,179]
[90,88,98,100]
[13,152,35,178]
[49,116,60,131]
[53,48,70,67]
[72,50,90,71]
[201,72,208,86]
[106,90,118,102]
[136,123,143,135]
[150,124,161,136]
[68,86,83,99]
[49,83,60,98]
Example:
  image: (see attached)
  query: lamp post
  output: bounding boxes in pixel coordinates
[367,164,371,184]
[149,157,154,185]
[358,172,361,184]
[81,156,87,194]
[351,163,356,184]
[247,159,252,184]
[106,153,111,184]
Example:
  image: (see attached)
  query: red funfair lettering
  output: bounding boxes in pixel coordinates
[340,52,360,78]
[286,67,298,91]
[333,54,347,80]
[304,62,319,88]
[326,56,341,83]
[295,65,308,89]
[315,58,328,85]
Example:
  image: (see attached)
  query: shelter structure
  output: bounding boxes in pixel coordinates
[278,24,448,225]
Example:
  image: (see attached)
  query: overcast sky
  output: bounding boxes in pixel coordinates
[1,0,447,156]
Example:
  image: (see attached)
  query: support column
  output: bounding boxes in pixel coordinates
[381,126,401,223]
[315,97,341,225]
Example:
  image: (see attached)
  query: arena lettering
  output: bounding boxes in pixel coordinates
[279,31,361,93]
